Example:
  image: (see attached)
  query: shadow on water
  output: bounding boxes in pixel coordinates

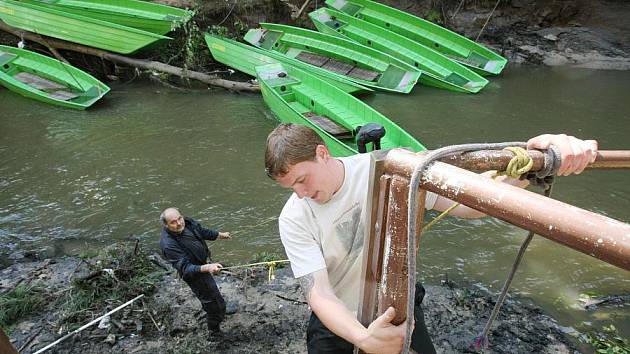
[1,67,629,337]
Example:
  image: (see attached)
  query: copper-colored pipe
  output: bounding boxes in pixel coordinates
[438,150,630,172]
[386,149,630,271]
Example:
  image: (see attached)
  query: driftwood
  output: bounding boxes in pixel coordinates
[0,21,260,92]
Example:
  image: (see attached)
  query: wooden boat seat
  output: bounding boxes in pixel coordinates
[14,72,66,91]
[304,112,354,140]
[14,71,87,101]
[321,58,354,75]
[295,51,329,67]
[295,51,379,81]
[347,66,379,81]
[48,90,80,101]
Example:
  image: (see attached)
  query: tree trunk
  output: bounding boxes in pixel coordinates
[0,21,260,92]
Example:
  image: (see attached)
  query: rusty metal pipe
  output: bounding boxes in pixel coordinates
[385,149,630,271]
[438,150,630,172]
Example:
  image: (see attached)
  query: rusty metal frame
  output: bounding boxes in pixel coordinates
[358,149,630,331]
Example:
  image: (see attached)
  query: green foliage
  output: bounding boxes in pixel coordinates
[0,284,47,331]
[251,252,286,268]
[208,24,229,38]
[232,18,249,37]
[58,243,163,325]
[581,325,630,354]
[424,9,443,25]
[181,20,205,73]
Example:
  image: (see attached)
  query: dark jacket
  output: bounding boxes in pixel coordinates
[159,217,219,281]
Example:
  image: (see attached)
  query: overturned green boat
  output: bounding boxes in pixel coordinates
[26,0,192,35]
[256,62,425,157]
[309,7,488,93]
[245,23,421,94]
[0,45,109,109]
[326,0,507,76]
[204,33,370,95]
[0,0,170,54]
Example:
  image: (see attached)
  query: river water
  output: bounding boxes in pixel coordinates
[1,66,629,340]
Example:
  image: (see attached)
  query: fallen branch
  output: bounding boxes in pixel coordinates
[18,327,43,353]
[273,292,307,304]
[32,294,144,354]
[292,0,312,19]
[0,21,259,92]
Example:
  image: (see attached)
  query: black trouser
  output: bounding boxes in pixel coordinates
[307,283,436,354]
[186,273,226,332]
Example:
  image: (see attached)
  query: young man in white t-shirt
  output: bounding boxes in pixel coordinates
[265,123,597,353]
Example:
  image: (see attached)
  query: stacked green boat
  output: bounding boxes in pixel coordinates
[206,1,510,156]
[205,33,370,95]
[309,7,488,93]
[326,0,507,76]
[244,23,421,94]
[0,0,191,53]
[27,0,192,35]
[0,44,109,109]
[256,62,425,156]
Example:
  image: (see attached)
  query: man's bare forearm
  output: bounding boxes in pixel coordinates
[298,271,367,346]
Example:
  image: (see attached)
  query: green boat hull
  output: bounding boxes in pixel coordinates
[28,0,192,35]
[0,0,170,54]
[204,33,370,95]
[0,45,109,109]
[326,0,507,76]
[245,23,421,94]
[256,62,426,157]
[309,7,488,93]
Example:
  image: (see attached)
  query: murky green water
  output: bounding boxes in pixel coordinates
[1,67,629,341]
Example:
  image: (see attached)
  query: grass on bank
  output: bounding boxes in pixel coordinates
[0,284,48,331]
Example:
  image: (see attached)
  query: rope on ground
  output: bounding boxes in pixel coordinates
[475,0,501,42]
[221,260,290,282]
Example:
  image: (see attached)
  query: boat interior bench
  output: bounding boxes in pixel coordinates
[304,112,354,140]
[295,51,380,82]
[13,72,95,101]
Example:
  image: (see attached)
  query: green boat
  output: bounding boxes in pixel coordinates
[245,23,421,94]
[256,62,425,157]
[309,7,488,93]
[0,45,109,109]
[0,0,170,54]
[27,0,192,35]
[204,33,370,95]
[326,0,507,76]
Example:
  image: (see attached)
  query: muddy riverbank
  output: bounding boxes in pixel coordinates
[2,253,586,354]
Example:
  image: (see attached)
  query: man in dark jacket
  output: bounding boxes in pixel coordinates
[159,207,231,338]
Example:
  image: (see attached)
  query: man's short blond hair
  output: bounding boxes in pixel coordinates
[265,123,324,178]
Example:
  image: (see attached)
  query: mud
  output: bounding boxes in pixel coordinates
[2,256,583,354]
